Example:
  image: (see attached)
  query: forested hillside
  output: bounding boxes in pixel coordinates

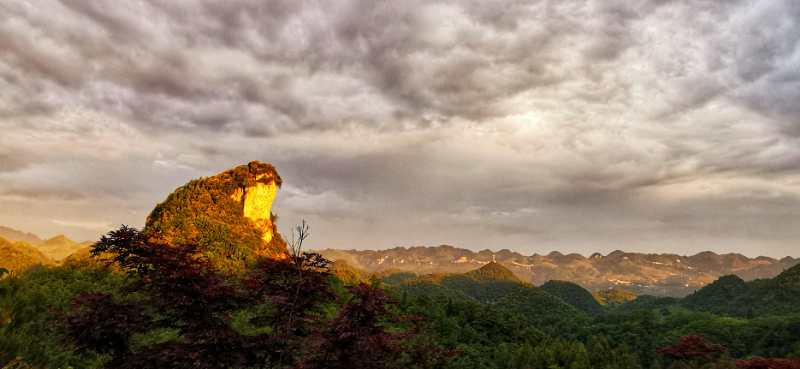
[2,229,800,369]
[320,246,799,297]
[681,264,800,317]
[0,237,52,274]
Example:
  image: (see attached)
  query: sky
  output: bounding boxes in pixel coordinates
[1,0,799,257]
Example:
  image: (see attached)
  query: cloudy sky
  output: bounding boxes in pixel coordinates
[1,0,799,257]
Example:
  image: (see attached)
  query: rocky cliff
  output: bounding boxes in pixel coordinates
[144,161,287,271]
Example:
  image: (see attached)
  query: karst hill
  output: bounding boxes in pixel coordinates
[144,161,288,271]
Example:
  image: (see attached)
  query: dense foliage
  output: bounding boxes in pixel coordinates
[540,280,605,315]
[681,265,800,317]
[396,263,584,328]
[0,263,125,368]
[59,226,443,369]
[2,228,799,369]
[382,263,800,368]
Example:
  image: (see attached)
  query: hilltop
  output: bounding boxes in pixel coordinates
[319,245,799,296]
[144,161,288,271]
[541,280,604,315]
[0,226,42,244]
[0,226,88,261]
[1,161,292,271]
[38,235,90,260]
[0,236,53,273]
[464,261,521,283]
[681,264,800,316]
[393,262,584,325]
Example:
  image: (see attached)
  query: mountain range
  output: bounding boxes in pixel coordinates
[392,262,585,325]
[384,260,800,321]
[319,245,799,296]
[0,226,91,273]
[3,221,797,298]
[0,226,43,244]
[0,236,53,273]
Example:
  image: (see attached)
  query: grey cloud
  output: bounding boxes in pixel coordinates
[0,187,88,202]
[1,0,799,256]
[0,28,83,87]
[1,0,645,130]
[0,152,32,173]
[724,1,800,135]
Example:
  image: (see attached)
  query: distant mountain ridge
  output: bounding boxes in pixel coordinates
[0,226,43,244]
[0,236,53,273]
[319,245,799,297]
[39,235,91,260]
[0,226,89,261]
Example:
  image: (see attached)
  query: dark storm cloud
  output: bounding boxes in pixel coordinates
[722,1,800,137]
[0,0,636,130]
[1,0,799,256]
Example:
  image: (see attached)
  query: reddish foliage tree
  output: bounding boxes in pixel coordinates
[307,283,404,369]
[64,293,150,366]
[64,226,447,369]
[67,229,261,369]
[736,357,800,369]
[304,283,454,369]
[657,334,726,360]
[241,252,338,367]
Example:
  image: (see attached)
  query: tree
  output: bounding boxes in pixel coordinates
[658,334,728,369]
[307,283,404,369]
[68,236,257,369]
[658,335,726,361]
[64,293,150,366]
[735,357,800,369]
[65,225,445,369]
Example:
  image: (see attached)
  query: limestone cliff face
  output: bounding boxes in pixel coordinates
[230,174,279,244]
[144,161,287,271]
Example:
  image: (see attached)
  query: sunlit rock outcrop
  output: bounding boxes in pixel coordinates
[144,161,287,271]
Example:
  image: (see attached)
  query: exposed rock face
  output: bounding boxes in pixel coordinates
[231,165,281,243]
[144,161,287,271]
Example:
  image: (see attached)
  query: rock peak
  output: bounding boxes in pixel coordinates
[245,160,282,186]
[144,161,288,271]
